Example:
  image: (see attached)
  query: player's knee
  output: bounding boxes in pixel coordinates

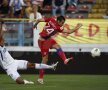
[16,77,24,84]
[52,44,61,49]
[27,62,35,68]
[16,80,24,84]
[56,48,63,53]
[42,55,48,63]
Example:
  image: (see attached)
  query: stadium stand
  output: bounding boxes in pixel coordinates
[0,0,108,46]
[65,0,94,18]
[67,5,77,12]
[88,0,108,18]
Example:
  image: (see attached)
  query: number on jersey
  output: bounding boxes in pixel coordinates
[46,29,54,34]
[44,23,54,34]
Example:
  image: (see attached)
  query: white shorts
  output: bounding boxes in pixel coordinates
[6,60,28,81]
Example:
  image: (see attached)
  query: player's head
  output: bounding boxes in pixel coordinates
[57,16,65,27]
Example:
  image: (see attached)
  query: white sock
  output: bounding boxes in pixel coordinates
[35,63,52,69]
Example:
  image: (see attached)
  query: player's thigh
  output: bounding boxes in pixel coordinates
[48,39,60,49]
[15,60,28,70]
[52,43,61,49]
[38,38,57,49]
[38,39,44,49]
[42,39,57,55]
[45,38,57,48]
[38,38,57,56]
[38,39,49,56]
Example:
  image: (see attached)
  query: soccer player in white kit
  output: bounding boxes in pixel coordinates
[0,19,58,84]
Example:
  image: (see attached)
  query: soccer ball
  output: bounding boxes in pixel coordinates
[91,48,101,57]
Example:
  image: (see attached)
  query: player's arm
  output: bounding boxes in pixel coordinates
[33,17,53,29]
[62,23,83,34]
[33,18,45,29]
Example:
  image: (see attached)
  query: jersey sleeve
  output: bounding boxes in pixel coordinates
[44,17,53,22]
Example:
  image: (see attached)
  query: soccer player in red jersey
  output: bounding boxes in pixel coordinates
[34,16,82,84]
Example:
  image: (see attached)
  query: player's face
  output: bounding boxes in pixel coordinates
[57,20,65,27]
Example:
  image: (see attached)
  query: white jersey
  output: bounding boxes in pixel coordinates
[29,12,42,24]
[9,0,25,6]
[0,46,14,69]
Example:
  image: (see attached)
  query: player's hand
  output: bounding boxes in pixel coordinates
[33,23,37,29]
[68,23,83,34]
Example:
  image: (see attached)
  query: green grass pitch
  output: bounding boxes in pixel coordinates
[0,74,108,90]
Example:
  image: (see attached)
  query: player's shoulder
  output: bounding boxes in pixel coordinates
[46,17,56,20]
[47,17,55,21]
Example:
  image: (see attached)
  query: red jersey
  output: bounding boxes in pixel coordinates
[39,17,63,39]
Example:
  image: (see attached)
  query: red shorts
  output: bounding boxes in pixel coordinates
[38,38,57,56]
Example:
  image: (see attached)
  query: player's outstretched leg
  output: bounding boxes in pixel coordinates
[27,62,58,84]
[56,47,74,64]
[64,57,74,64]
[27,63,58,70]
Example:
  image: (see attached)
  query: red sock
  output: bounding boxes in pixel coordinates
[39,69,44,79]
[57,48,67,61]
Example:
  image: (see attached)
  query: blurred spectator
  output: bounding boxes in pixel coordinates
[66,0,78,14]
[43,0,52,7]
[0,0,3,5]
[32,0,43,19]
[25,0,43,18]
[67,0,78,7]
[103,9,108,19]
[9,0,26,18]
[29,11,42,23]
[28,4,42,47]
[25,1,32,18]
[52,0,66,17]
[0,0,9,18]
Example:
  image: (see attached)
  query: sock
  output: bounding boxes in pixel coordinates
[35,63,52,69]
[39,69,44,79]
[35,64,53,79]
[56,48,67,61]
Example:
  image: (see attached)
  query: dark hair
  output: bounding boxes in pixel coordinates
[57,15,65,22]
